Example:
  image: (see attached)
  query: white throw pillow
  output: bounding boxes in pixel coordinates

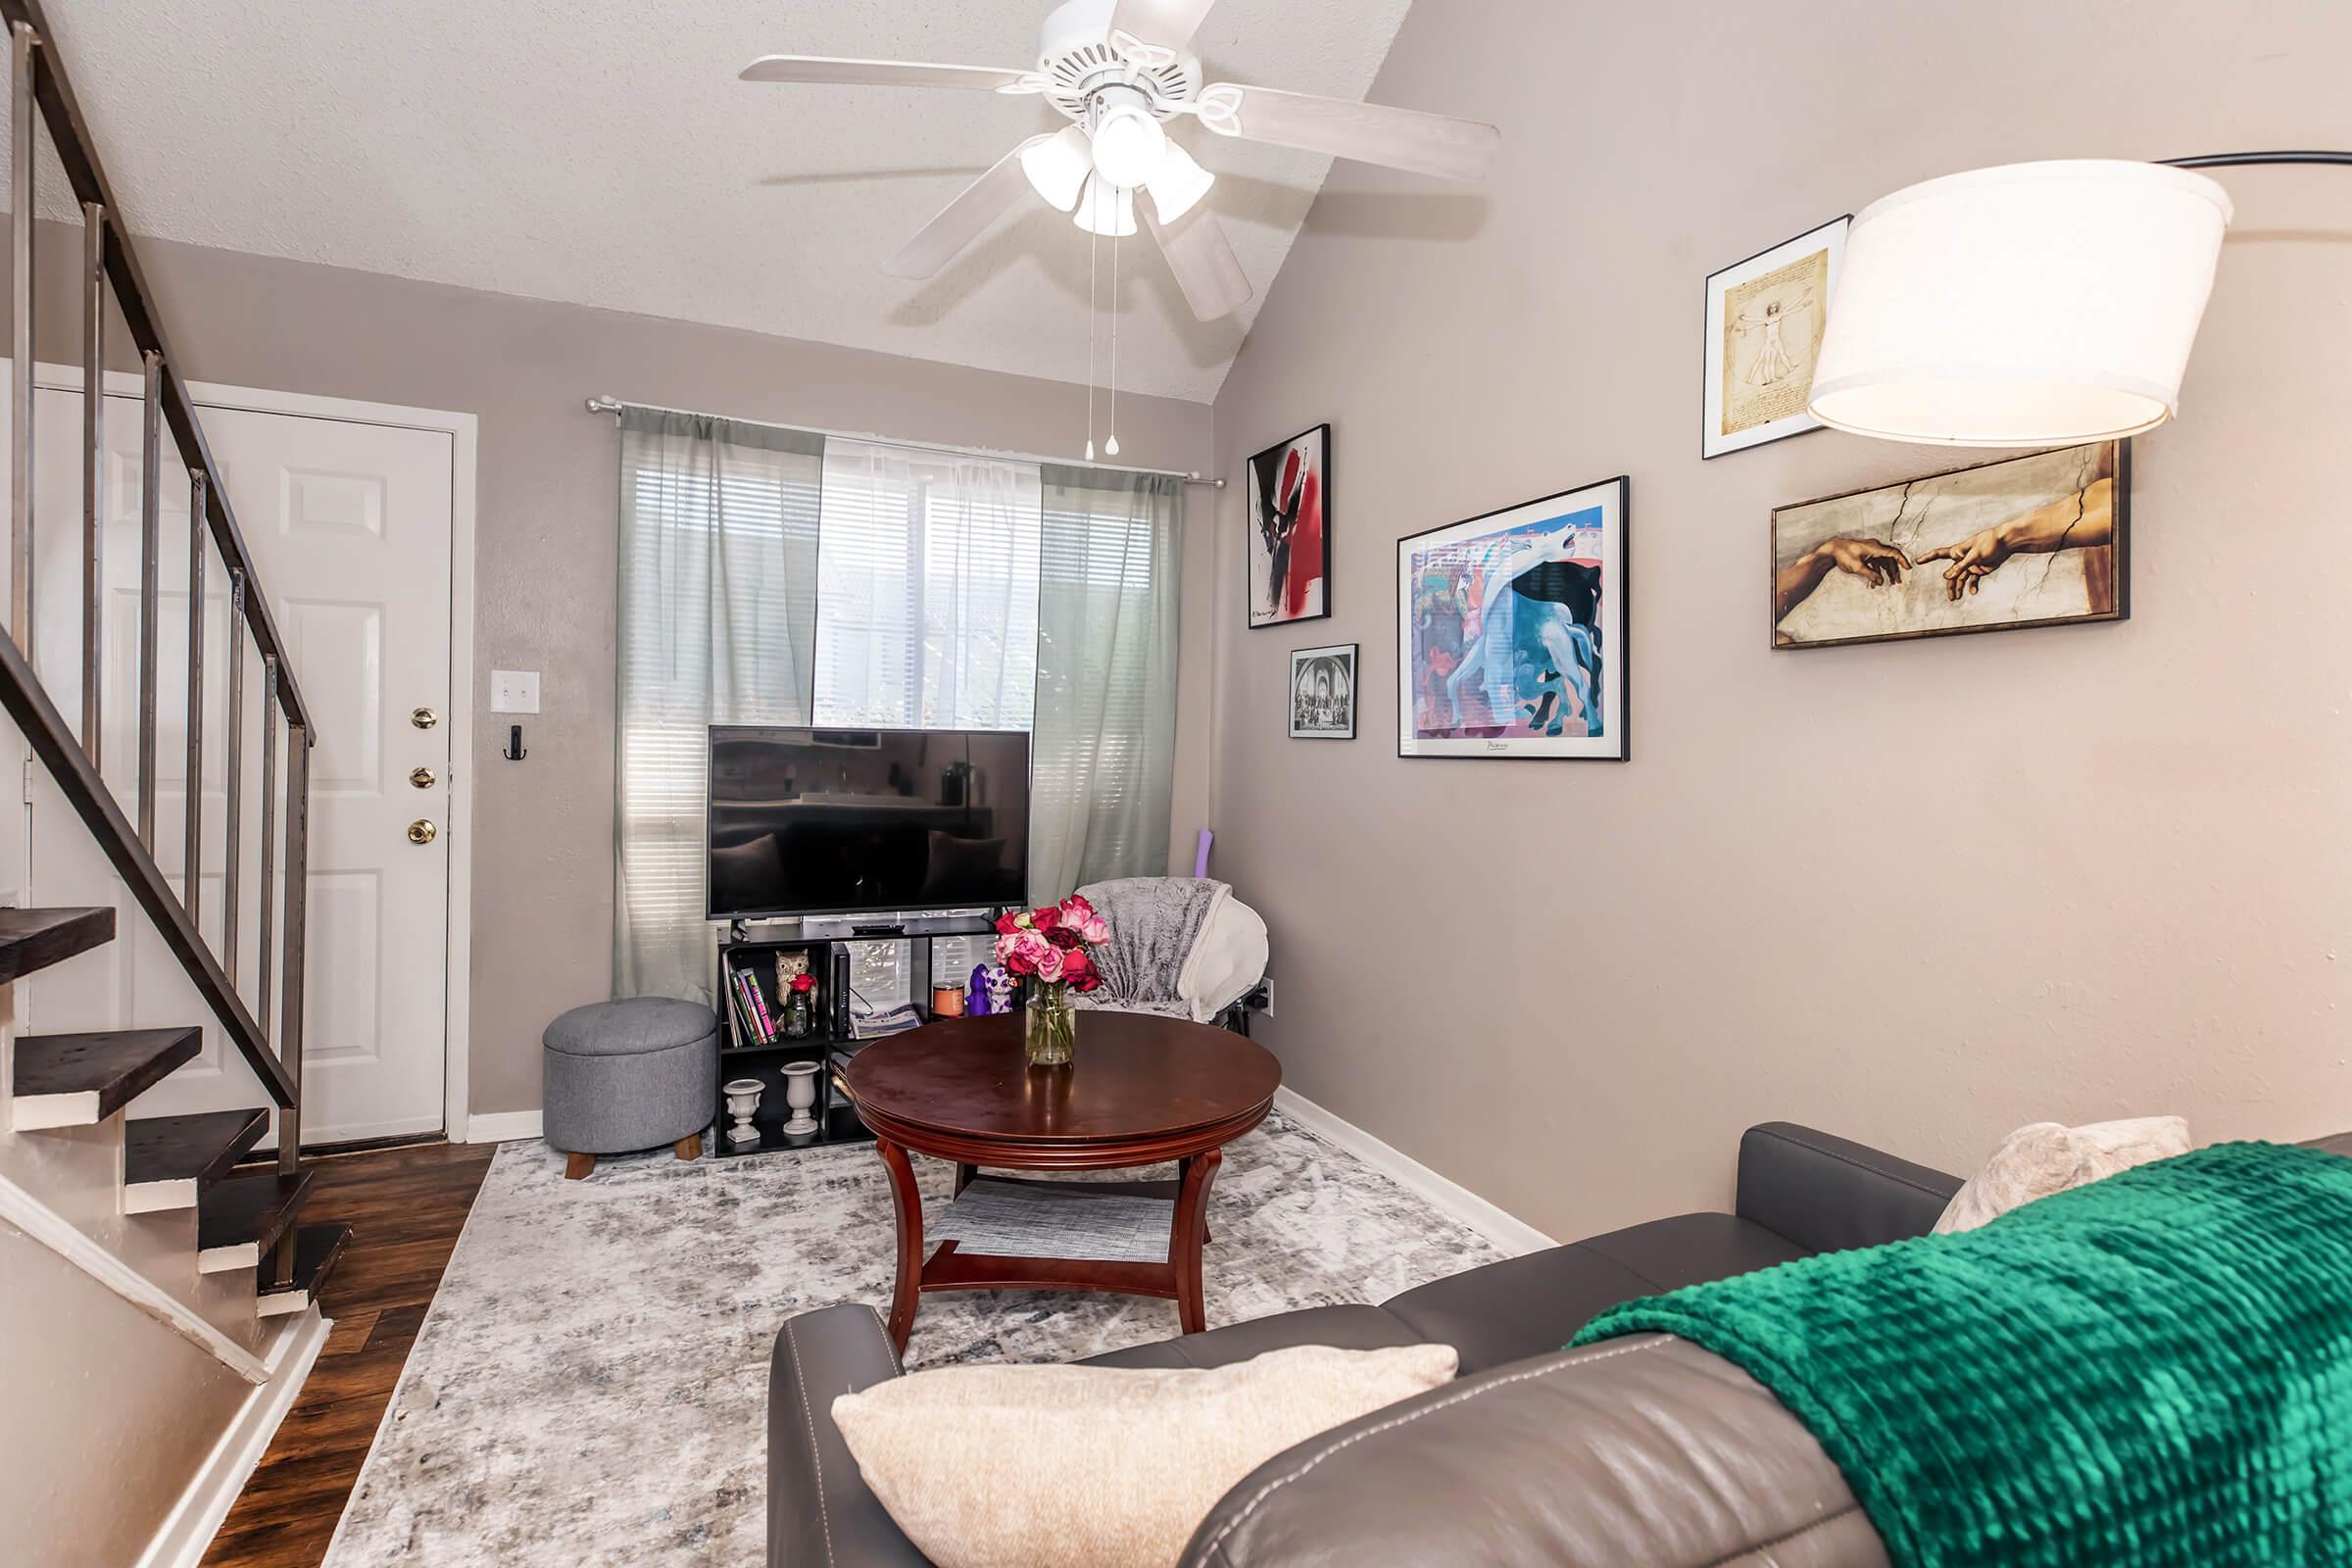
[831,1342,1457,1568]
[1933,1115,2192,1234]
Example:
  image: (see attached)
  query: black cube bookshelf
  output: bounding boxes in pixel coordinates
[710,912,1007,1157]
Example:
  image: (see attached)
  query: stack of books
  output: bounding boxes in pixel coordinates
[729,965,778,1046]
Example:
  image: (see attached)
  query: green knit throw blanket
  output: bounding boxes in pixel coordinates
[1572,1142,2352,1567]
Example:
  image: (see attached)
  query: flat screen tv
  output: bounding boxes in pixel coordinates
[706,725,1031,920]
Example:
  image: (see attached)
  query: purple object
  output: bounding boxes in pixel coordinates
[1194,828,1213,879]
[967,963,994,1016]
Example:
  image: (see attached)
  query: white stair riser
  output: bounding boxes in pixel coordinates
[123,1178,197,1215]
[256,1289,310,1318]
[11,1092,102,1131]
[198,1244,259,1275]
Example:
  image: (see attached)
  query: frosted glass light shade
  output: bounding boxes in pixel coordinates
[1072,174,1135,237]
[1090,102,1166,188]
[1019,125,1092,213]
[1810,160,2234,447]
[1145,139,1214,222]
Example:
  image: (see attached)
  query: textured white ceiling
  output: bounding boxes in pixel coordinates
[24,0,1419,402]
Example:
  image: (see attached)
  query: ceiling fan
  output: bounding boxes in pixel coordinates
[741,0,1501,322]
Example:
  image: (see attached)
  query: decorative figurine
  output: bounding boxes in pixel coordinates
[967,963,995,1016]
[984,964,1015,1017]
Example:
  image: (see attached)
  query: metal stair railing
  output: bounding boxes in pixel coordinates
[0,0,312,1285]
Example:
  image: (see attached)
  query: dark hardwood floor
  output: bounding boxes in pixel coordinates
[202,1139,497,1568]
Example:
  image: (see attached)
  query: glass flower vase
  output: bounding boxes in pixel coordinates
[1024,986,1077,1067]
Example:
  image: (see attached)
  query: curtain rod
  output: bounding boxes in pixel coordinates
[583,395,1224,488]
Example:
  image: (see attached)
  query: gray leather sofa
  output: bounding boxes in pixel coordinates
[767,1122,1963,1566]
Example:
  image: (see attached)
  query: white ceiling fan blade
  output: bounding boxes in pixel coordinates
[1194,84,1499,182]
[1143,191,1252,321]
[882,139,1043,280]
[740,56,1030,91]
[1107,0,1220,56]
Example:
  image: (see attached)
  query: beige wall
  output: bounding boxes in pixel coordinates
[13,236,1211,1117]
[0,1223,251,1567]
[1200,0,2352,1240]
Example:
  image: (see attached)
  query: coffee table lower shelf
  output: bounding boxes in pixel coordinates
[874,1137,1227,1353]
[917,1241,1186,1302]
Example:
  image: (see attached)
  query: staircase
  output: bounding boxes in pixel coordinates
[0,0,347,1387]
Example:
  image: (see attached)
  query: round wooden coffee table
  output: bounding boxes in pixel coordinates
[839,1011,1280,1352]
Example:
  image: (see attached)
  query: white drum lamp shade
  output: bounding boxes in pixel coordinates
[1810,160,2234,447]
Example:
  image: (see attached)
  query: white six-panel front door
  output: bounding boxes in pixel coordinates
[16,381,456,1145]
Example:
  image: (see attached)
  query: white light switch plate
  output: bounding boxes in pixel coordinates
[490,670,540,714]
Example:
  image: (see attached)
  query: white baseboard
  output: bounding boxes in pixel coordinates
[1272,1086,1554,1257]
[462,1108,543,1144]
[136,1306,333,1568]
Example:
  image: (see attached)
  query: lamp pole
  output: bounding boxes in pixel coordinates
[2162,151,2352,170]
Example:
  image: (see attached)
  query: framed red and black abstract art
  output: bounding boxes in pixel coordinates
[1246,423,1330,628]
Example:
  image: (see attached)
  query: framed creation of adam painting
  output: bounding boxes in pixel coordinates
[1247,423,1331,628]
[1771,440,2128,650]
[1396,476,1630,761]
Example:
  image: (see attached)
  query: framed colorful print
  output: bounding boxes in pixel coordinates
[1247,423,1331,627]
[1289,644,1357,740]
[1396,476,1630,761]
[1702,216,1849,459]
[1771,439,2129,650]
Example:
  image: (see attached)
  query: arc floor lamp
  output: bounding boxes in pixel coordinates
[1807,151,2352,448]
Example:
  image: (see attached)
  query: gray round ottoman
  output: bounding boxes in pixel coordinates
[543,997,719,1179]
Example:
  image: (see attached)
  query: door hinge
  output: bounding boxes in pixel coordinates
[20,756,29,805]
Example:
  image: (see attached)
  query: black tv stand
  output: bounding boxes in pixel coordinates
[707,911,1011,1157]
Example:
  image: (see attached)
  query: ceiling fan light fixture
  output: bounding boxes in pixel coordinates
[1089,99,1167,188]
[1018,125,1092,212]
[1072,173,1136,237]
[1145,139,1214,222]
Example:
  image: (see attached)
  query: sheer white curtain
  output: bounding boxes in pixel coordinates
[613,410,823,1003]
[811,439,1043,729]
[1029,466,1182,902]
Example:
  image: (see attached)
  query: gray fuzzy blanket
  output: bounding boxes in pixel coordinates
[1072,876,1228,1013]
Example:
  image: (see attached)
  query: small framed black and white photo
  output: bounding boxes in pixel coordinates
[1289,643,1356,740]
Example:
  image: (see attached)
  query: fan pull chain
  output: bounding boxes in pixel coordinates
[1105,224,1123,458]
[1084,220,1100,463]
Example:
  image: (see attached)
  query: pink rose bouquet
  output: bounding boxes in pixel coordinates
[996,895,1111,1064]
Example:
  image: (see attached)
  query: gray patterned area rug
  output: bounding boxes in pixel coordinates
[320,1108,1501,1566]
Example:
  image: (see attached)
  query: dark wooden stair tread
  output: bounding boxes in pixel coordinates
[125,1107,270,1193]
[13,1027,202,1122]
[197,1168,315,1261]
[0,906,114,983]
[257,1222,354,1312]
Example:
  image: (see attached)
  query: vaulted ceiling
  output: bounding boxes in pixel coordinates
[27,0,1419,402]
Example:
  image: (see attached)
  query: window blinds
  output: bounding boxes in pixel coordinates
[812,439,1043,731]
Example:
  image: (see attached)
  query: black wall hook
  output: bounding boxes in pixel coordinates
[504,723,527,761]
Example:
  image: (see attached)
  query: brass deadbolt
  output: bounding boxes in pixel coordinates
[409,766,437,790]
[411,707,439,729]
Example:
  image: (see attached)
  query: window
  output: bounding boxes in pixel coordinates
[812,440,1042,730]
[615,418,1180,1005]
[614,413,822,1000]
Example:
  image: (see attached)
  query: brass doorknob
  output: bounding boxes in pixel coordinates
[411,707,438,729]
[408,819,438,845]
[409,766,437,790]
